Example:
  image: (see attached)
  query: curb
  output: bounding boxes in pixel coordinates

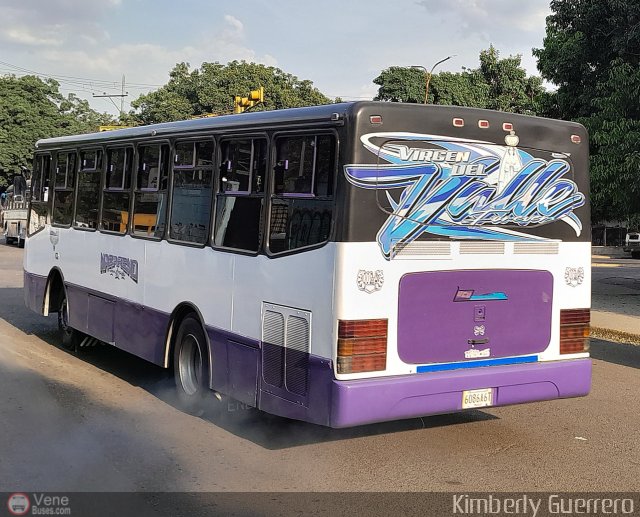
[591,326,640,346]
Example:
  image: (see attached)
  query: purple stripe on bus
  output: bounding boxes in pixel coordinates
[328,359,591,428]
[397,270,553,364]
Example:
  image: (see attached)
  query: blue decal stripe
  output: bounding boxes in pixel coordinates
[416,355,538,373]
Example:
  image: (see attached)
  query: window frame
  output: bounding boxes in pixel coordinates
[130,139,172,242]
[265,129,339,258]
[211,132,269,256]
[99,145,135,236]
[51,148,78,229]
[166,137,216,249]
[72,146,104,232]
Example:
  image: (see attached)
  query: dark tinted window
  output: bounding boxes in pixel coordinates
[132,144,170,238]
[52,152,76,226]
[74,150,102,229]
[101,148,133,233]
[213,138,267,252]
[273,135,334,195]
[28,154,51,235]
[169,140,214,244]
[31,154,51,203]
[269,134,336,254]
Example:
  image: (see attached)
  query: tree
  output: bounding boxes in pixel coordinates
[534,0,640,223]
[0,75,112,188]
[373,46,544,115]
[127,61,334,125]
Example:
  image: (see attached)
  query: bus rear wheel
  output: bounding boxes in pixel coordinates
[57,293,80,351]
[174,316,210,414]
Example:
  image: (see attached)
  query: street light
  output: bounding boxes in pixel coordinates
[411,55,456,104]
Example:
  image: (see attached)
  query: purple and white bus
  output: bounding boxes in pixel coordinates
[24,102,591,427]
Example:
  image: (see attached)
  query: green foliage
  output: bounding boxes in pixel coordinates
[373,67,426,103]
[373,46,544,115]
[535,0,640,223]
[128,61,334,125]
[0,75,112,188]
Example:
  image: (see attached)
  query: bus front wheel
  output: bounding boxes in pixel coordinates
[174,316,210,414]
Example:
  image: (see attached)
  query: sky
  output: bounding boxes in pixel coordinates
[0,0,553,117]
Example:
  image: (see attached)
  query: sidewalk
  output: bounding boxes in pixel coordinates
[591,246,640,344]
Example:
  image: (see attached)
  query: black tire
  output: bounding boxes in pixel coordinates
[57,291,80,351]
[18,238,24,249]
[632,251,640,259]
[173,315,210,414]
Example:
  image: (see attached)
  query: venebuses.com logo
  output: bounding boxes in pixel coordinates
[6,493,71,515]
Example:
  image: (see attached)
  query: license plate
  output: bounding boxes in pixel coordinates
[462,388,493,409]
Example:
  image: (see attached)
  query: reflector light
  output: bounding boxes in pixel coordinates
[479,120,490,129]
[571,134,581,144]
[453,118,464,127]
[370,115,383,125]
[337,319,388,374]
[503,122,513,131]
[560,309,590,354]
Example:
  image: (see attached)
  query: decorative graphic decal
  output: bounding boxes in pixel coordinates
[357,269,384,293]
[564,266,584,287]
[344,132,586,259]
[473,325,486,336]
[100,253,139,283]
[454,288,508,302]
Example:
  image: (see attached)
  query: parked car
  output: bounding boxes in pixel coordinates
[624,232,640,258]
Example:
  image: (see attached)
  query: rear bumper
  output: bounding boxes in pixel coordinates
[329,359,591,428]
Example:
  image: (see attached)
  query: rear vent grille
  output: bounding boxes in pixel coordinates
[285,316,310,395]
[262,311,285,387]
[514,242,559,255]
[262,304,311,396]
[394,241,451,258]
[459,242,505,254]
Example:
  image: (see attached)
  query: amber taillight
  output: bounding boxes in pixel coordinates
[560,309,590,354]
[337,319,387,374]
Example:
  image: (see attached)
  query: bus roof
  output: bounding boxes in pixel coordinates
[35,101,586,150]
[35,102,356,149]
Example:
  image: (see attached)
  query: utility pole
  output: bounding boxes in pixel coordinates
[93,75,129,119]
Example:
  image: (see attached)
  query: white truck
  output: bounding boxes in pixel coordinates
[2,176,30,248]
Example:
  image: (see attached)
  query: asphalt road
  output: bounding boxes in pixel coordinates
[1,242,639,501]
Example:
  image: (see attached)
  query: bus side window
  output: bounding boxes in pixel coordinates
[28,154,51,236]
[132,144,170,238]
[101,147,133,234]
[169,140,214,244]
[213,138,266,252]
[74,149,102,229]
[52,151,76,227]
[268,134,335,254]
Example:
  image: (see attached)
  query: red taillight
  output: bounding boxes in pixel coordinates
[337,319,387,374]
[503,122,513,131]
[571,134,582,144]
[453,118,464,127]
[560,309,590,354]
[478,120,490,129]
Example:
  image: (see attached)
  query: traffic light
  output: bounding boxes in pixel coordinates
[248,86,264,104]
[233,87,264,113]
